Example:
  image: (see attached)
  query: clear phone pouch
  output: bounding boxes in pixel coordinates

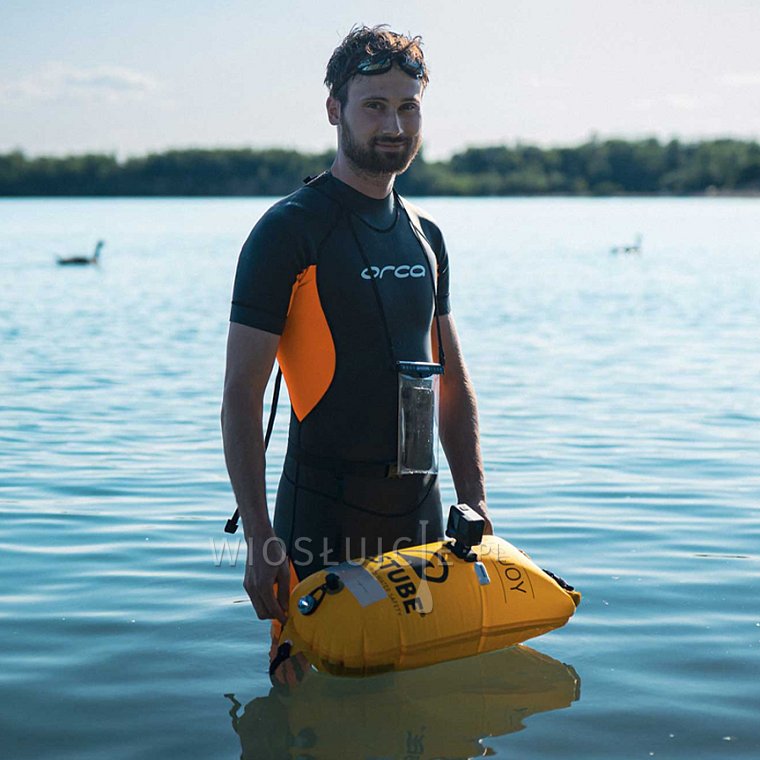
[396,361,444,476]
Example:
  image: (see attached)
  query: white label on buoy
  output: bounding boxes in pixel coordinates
[474,561,491,585]
[333,563,386,607]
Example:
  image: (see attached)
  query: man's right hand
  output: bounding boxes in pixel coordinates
[243,532,290,624]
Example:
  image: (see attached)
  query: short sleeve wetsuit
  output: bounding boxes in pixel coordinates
[230,172,449,579]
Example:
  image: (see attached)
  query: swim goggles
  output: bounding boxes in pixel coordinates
[334,51,425,94]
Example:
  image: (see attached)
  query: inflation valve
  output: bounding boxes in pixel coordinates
[297,572,344,616]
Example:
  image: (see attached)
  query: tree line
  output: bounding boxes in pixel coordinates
[1,139,759,196]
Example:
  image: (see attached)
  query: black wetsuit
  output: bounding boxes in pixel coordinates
[230,173,449,578]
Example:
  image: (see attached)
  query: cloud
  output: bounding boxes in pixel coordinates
[527,75,570,89]
[717,72,760,88]
[0,63,159,103]
[631,93,700,112]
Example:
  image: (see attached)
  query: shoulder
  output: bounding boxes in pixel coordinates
[239,182,340,271]
[398,195,446,253]
[249,182,337,242]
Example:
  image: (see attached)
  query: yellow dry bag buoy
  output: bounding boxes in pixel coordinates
[278,505,581,676]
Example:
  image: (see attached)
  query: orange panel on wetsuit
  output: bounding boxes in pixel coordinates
[278,264,336,421]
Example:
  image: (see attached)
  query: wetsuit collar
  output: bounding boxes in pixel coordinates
[325,172,396,228]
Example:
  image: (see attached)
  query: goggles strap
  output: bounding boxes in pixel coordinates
[334,52,424,95]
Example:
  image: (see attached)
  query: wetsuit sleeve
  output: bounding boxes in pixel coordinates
[420,219,451,316]
[230,205,309,334]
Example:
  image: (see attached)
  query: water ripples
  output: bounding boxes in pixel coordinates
[2,198,760,758]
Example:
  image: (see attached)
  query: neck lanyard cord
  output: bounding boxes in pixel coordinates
[310,179,445,371]
[394,191,446,369]
[347,199,446,371]
[346,213,398,370]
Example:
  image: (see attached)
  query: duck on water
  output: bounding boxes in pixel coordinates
[57,240,104,266]
[610,234,642,255]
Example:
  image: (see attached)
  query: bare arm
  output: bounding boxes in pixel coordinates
[435,314,492,533]
[221,321,289,622]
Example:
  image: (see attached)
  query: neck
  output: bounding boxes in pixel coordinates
[330,152,395,199]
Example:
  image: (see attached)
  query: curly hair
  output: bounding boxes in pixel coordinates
[325,24,429,104]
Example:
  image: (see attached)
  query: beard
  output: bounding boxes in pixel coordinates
[340,116,421,176]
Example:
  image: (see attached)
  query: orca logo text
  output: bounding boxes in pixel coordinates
[361,264,427,280]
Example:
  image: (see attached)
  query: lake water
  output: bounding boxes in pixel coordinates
[1,196,759,759]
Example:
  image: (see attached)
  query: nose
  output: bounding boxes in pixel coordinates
[380,109,403,137]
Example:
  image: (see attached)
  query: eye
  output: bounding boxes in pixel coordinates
[400,102,420,112]
[365,101,383,110]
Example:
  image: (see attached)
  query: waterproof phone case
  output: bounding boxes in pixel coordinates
[396,361,444,476]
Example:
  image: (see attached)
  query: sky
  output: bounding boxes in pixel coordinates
[1,0,758,160]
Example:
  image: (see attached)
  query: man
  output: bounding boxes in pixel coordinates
[222,25,490,678]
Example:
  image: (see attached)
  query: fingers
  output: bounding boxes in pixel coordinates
[255,559,289,624]
[244,575,289,622]
[256,583,283,622]
[244,568,277,620]
[243,536,290,621]
[270,653,311,687]
[275,658,299,687]
[474,503,494,535]
[248,572,288,622]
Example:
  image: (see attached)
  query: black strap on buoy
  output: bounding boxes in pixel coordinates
[268,641,292,678]
[542,568,576,592]
[224,368,282,534]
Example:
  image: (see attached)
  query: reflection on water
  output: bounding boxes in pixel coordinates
[226,645,580,759]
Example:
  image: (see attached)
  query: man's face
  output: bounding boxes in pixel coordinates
[331,64,423,176]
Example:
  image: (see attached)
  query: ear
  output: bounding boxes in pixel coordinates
[326,95,341,126]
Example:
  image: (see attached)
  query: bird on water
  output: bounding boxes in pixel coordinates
[57,240,104,266]
[610,234,642,255]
